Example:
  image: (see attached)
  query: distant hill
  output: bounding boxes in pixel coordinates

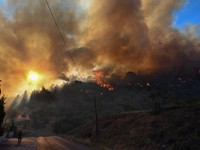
[67,105,200,150]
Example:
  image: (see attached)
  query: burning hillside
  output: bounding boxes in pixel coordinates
[2,0,200,139]
[95,70,113,90]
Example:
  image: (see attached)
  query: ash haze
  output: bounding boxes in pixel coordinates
[0,0,200,99]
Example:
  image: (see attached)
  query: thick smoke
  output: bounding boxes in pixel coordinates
[0,0,85,96]
[0,0,200,97]
[81,0,200,75]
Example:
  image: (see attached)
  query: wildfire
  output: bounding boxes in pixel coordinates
[101,93,103,95]
[127,83,131,85]
[147,83,150,86]
[95,70,113,90]
[86,90,91,93]
[178,78,186,83]
[17,114,22,119]
[26,114,29,120]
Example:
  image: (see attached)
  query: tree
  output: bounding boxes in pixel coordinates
[148,90,156,109]
[148,90,163,109]
[0,95,6,126]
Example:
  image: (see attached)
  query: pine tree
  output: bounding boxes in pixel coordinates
[0,95,6,126]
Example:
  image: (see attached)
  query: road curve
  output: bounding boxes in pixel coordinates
[37,136,97,150]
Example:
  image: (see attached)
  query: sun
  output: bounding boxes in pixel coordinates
[29,73,39,81]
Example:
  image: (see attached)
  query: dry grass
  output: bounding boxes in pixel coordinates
[67,105,200,150]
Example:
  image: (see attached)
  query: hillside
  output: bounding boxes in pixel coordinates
[67,105,200,150]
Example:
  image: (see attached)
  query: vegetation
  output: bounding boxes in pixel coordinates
[67,105,200,150]
[6,70,200,134]
[0,95,6,126]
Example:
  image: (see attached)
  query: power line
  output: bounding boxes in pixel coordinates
[45,0,82,80]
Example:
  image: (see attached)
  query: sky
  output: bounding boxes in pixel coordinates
[0,0,200,100]
[172,0,200,35]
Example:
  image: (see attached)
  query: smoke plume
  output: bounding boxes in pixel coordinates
[0,0,200,97]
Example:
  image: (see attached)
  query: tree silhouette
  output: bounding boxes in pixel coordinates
[0,95,6,126]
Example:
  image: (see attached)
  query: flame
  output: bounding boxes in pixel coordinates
[17,115,22,119]
[95,70,113,90]
[178,78,186,83]
[127,83,131,85]
[101,92,103,95]
[26,114,29,120]
[80,89,83,92]
[147,83,150,86]
[86,90,91,93]
[140,85,143,87]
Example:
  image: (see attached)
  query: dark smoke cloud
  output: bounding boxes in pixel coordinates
[58,73,70,82]
[86,0,200,76]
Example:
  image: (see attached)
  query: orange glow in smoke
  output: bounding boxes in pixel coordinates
[101,92,103,95]
[127,83,131,85]
[95,70,113,90]
[147,83,150,86]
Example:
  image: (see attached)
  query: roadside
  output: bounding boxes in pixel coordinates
[66,105,200,150]
[0,137,37,150]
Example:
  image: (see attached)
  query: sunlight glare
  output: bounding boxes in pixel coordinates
[29,73,38,81]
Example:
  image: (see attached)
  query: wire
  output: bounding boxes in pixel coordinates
[45,0,82,80]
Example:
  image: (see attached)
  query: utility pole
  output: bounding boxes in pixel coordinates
[94,97,98,135]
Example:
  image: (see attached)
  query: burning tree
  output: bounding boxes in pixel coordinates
[0,95,6,126]
[94,70,114,90]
